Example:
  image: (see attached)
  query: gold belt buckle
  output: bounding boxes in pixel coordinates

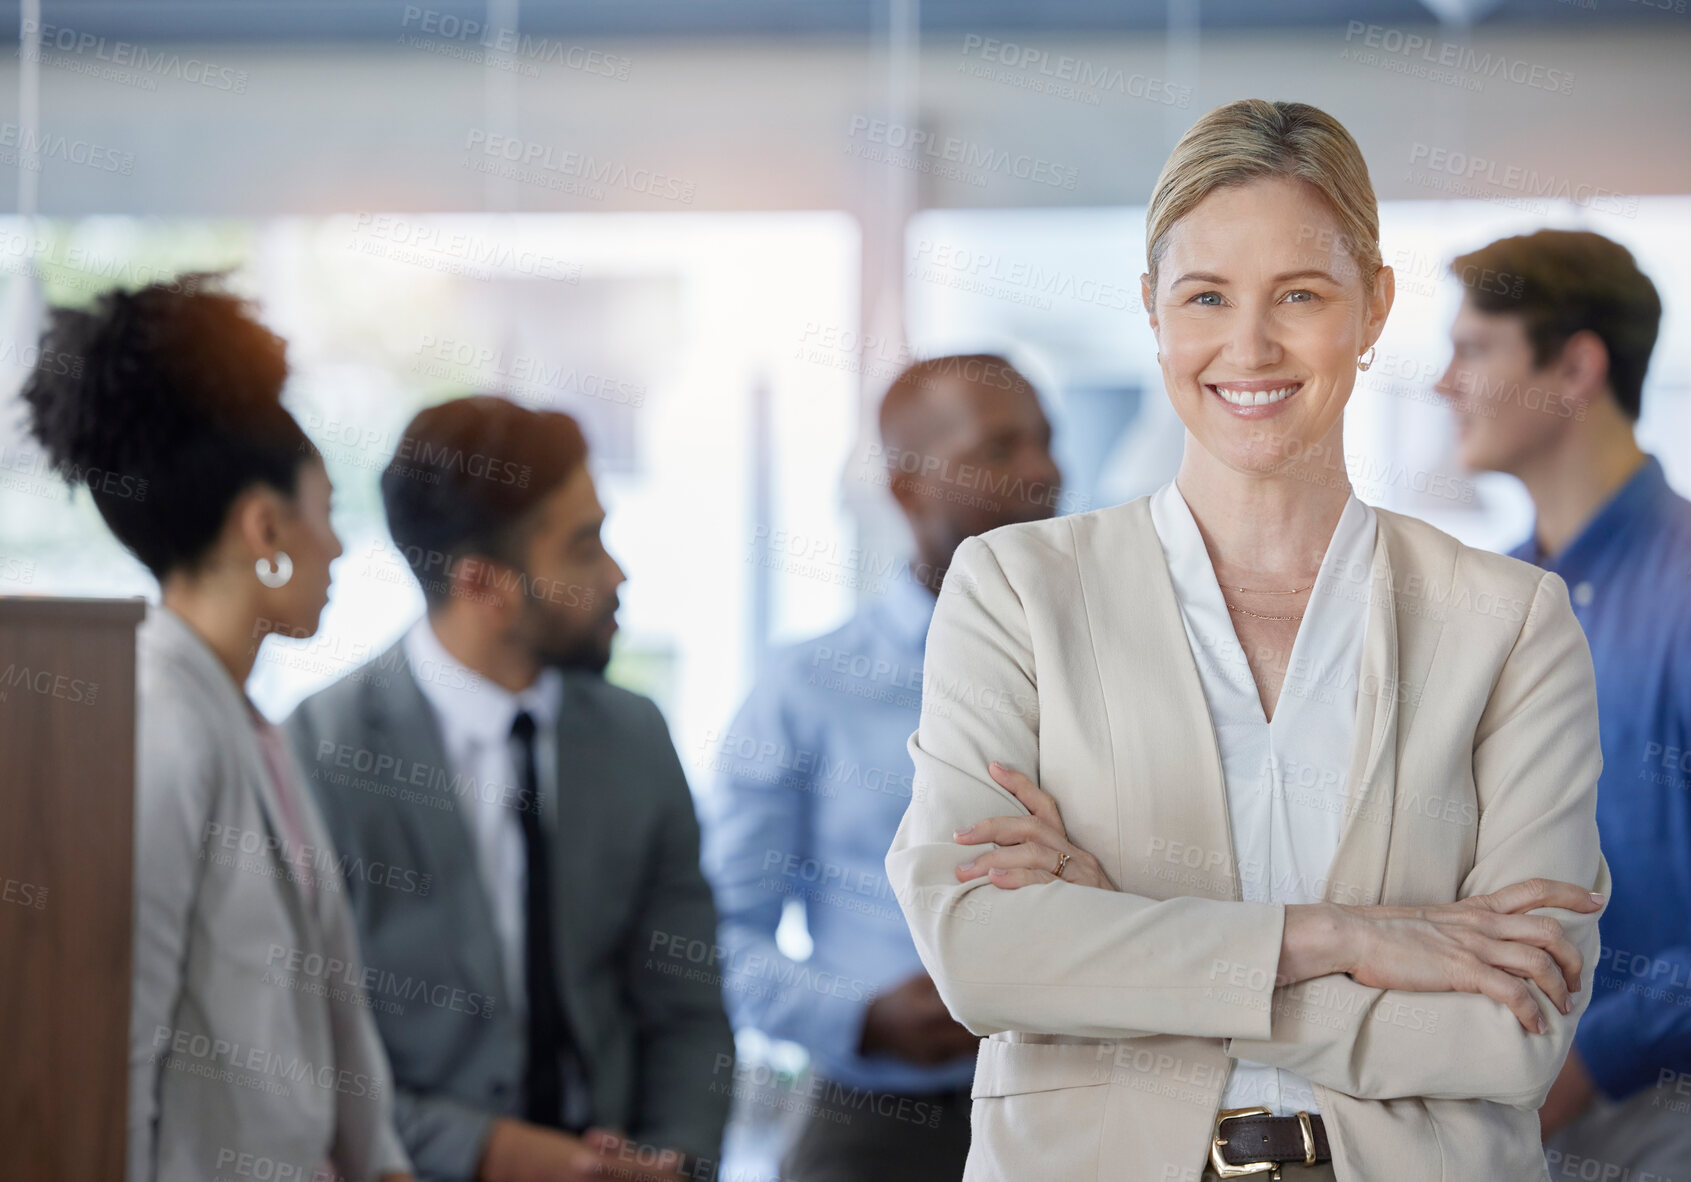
[1210,1106,1280,1178]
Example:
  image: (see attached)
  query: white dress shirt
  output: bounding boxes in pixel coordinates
[403,620,563,1061]
[1148,479,1377,1117]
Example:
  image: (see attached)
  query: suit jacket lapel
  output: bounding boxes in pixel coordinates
[545,675,614,1103]
[365,640,510,1003]
[546,682,582,975]
[1076,500,1239,902]
[547,676,607,1001]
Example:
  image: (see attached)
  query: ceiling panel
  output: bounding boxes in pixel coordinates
[0,0,1666,43]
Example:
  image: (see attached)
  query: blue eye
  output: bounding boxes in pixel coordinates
[1191,292,1223,306]
[1284,289,1316,303]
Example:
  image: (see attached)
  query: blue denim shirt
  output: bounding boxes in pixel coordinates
[1511,455,1691,1098]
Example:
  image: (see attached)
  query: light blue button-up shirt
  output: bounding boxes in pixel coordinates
[700,573,975,1094]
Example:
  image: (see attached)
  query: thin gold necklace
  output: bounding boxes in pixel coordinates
[1227,601,1304,622]
[1223,581,1311,623]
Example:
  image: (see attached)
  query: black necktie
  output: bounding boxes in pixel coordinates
[510,710,569,1127]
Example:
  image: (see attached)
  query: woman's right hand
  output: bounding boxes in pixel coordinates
[1284,879,1605,1033]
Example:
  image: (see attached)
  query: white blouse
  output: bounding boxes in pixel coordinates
[1148,478,1377,1117]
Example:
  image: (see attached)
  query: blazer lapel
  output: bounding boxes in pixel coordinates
[367,642,510,1004]
[1075,499,1239,902]
[1323,509,1451,907]
[1323,523,1400,908]
[145,607,319,935]
[1075,499,1437,912]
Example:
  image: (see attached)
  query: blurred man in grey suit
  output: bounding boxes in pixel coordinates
[288,397,731,1182]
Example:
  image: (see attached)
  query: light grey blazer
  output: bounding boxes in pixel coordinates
[285,638,733,1182]
[130,606,409,1182]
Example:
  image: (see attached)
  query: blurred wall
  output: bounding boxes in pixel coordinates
[1,24,1688,218]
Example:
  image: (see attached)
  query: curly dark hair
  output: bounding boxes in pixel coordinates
[20,273,317,578]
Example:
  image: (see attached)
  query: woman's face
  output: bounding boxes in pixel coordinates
[261,458,342,638]
[1143,174,1393,478]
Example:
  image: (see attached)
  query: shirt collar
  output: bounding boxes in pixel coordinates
[1514,454,1672,578]
[402,617,563,751]
[1150,478,1378,624]
[870,567,940,651]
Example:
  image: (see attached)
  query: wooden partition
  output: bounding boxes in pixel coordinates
[0,597,146,1182]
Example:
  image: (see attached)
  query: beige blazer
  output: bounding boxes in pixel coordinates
[886,495,1610,1182]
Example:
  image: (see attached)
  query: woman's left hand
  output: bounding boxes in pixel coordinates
[953,762,1116,891]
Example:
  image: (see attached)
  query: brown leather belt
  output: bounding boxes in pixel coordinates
[1210,1107,1331,1176]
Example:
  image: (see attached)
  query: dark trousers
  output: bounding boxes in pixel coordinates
[780,1078,972,1182]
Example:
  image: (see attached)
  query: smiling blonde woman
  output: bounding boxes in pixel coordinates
[886,99,1610,1182]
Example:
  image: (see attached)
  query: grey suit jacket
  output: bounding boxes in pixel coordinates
[130,606,409,1182]
[285,637,733,1182]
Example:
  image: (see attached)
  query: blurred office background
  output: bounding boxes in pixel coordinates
[1,1,1687,1174]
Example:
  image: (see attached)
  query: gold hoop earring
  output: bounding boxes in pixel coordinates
[1357,346,1377,372]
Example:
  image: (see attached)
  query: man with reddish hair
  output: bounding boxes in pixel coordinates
[290,396,732,1182]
